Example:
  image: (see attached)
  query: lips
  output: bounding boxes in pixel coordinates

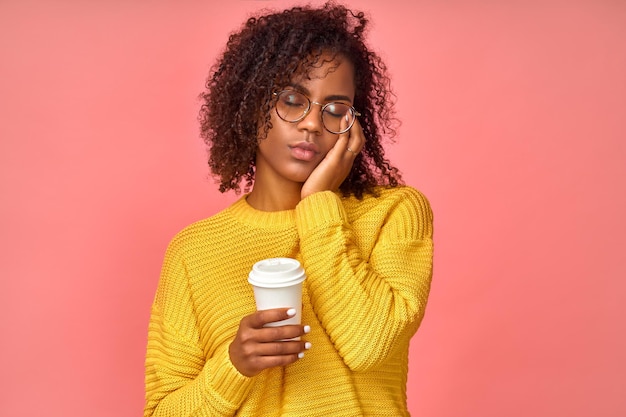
[289,142,319,162]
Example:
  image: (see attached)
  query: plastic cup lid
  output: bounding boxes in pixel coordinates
[248,257,306,288]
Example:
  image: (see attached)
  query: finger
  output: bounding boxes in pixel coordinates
[256,324,310,342]
[254,339,311,357]
[248,353,302,372]
[346,118,365,155]
[326,115,350,159]
[247,308,297,329]
[337,113,351,142]
[337,116,363,158]
[231,344,303,377]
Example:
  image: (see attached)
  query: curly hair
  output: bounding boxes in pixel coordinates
[199,1,402,198]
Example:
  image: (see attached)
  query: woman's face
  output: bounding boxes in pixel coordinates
[254,55,356,188]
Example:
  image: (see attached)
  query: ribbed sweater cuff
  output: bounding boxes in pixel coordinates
[296,191,348,234]
[208,348,253,407]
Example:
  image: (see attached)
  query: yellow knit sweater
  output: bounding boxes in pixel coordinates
[144,186,433,416]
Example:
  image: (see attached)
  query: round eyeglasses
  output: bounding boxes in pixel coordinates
[273,90,361,134]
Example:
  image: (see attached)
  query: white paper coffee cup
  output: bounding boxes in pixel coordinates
[248,257,306,327]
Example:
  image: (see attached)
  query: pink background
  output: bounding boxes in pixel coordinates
[1,1,625,416]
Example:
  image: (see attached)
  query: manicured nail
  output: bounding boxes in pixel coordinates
[305,342,312,350]
[298,352,305,359]
[303,325,311,334]
[286,308,296,316]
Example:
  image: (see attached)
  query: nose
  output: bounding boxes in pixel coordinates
[296,103,324,135]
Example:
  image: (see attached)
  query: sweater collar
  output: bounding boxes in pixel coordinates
[226,194,296,229]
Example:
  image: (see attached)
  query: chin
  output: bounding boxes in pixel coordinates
[284,161,320,183]
[292,173,314,184]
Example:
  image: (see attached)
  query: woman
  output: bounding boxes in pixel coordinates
[144,2,433,416]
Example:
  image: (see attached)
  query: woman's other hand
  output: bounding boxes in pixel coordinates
[229,308,311,377]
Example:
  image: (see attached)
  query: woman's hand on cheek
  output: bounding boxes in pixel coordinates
[300,117,364,200]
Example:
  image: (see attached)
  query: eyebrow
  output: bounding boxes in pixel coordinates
[287,83,353,103]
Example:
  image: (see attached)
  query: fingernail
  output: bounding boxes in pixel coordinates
[303,325,311,334]
[287,308,296,316]
[298,352,305,359]
[305,342,312,350]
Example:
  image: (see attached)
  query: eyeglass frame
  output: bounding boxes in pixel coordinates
[272,90,361,134]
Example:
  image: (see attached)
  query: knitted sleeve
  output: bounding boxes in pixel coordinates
[295,187,433,372]
[144,238,253,417]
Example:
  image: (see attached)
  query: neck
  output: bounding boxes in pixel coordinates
[247,181,302,211]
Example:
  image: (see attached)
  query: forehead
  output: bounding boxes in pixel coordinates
[290,54,356,93]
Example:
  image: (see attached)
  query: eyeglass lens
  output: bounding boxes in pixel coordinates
[275,90,355,134]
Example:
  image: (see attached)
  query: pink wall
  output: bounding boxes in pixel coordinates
[1,1,624,416]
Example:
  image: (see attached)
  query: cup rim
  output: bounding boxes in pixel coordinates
[248,257,306,288]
